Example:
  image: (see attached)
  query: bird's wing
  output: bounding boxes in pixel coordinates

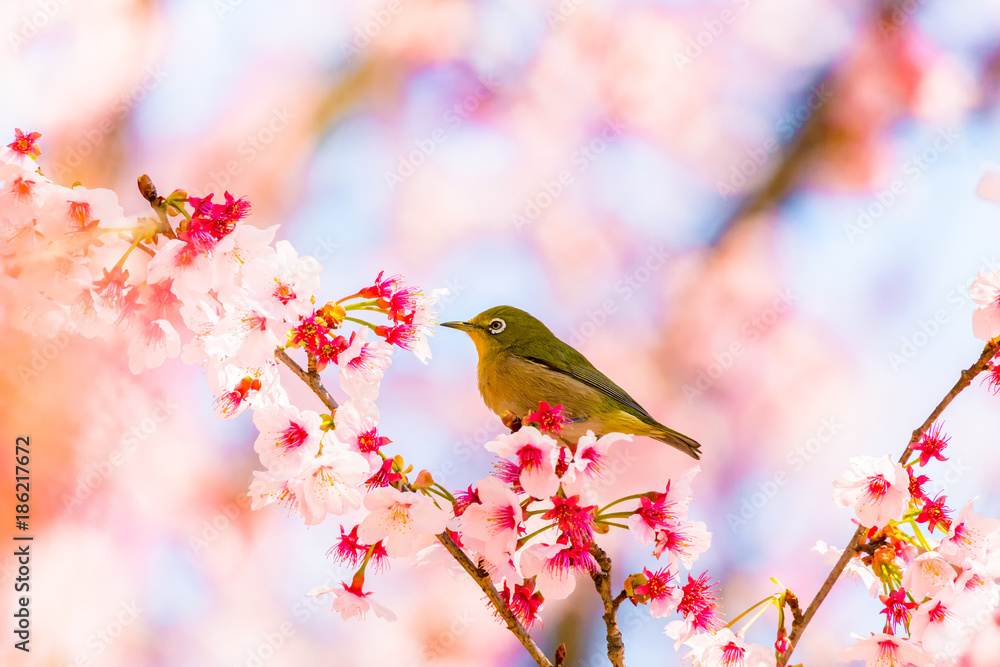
[521,352,656,422]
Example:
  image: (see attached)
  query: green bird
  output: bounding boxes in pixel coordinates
[441,305,702,459]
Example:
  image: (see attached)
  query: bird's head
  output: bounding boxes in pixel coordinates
[441,305,556,359]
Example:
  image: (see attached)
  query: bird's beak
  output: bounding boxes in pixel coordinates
[440,321,477,332]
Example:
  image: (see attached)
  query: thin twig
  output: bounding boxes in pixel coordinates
[435,532,554,667]
[276,344,552,666]
[275,347,339,411]
[778,340,998,665]
[589,544,626,667]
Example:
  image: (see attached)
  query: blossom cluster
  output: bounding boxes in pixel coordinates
[0,129,451,620]
[826,423,1000,666]
[1,130,730,648]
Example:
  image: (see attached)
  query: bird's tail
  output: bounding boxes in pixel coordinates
[647,422,702,460]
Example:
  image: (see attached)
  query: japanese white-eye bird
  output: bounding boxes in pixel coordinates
[441,305,702,459]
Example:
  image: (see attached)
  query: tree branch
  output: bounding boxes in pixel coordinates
[778,339,999,665]
[275,347,339,411]
[435,532,554,667]
[589,544,626,667]
[275,345,553,666]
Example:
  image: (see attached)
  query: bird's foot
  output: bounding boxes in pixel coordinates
[500,411,522,433]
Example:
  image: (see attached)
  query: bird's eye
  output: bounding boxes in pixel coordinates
[488,318,506,334]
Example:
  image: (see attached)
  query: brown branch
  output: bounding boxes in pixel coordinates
[275,347,339,411]
[589,544,626,667]
[711,0,930,247]
[435,532,554,667]
[778,339,999,665]
[277,345,552,666]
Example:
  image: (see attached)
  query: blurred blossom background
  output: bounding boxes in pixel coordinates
[4,0,1000,665]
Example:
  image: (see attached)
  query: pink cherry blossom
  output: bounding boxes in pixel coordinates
[910,584,990,660]
[296,449,371,525]
[241,239,321,321]
[652,520,712,570]
[633,567,682,618]
[308,583,396,622]
[405,287,448,363]
[251,403,324,477]
[337,329,394,401]
[970,269,1000,341]
[332,399,390,471]
[541,494,596,547]
[458,477,525,571]
[499,579,544,630]
[833,455,911,529]
[938,499,1000,567]
[0,129,41,170]
[679,627,774,667]
[901,551,957,600]
[518,540,598,600]
[838,633,930,667]
[486,426,561,499]
[357,487,450,557]
[247,468,300,512]
[628,490,680,546]
[664,571,721,648]
[560,431,631,496]
[126,319,181,375]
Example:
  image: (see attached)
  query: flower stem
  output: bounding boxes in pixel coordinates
[725,594,777,630]
[598,493,646,515]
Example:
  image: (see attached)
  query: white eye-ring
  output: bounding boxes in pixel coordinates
[488,318,506,334]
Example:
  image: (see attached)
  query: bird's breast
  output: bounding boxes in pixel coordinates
[477,353,608,423]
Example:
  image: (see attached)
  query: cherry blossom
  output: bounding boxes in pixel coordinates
[486,426,561,499]
[296,449,371,525]
[838,633,929,667]
[938,499,1000,568]
[901,551,957,600]
[458,477,525,571]
[833,455,911,529]
[251,403,324,477]
[337,329,394,401]
[357,487,451,557]
[679,627,774,667]
[308,583,396,622]
[970,270,1000,341]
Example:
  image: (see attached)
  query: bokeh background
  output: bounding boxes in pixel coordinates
[3,0,1000,665]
